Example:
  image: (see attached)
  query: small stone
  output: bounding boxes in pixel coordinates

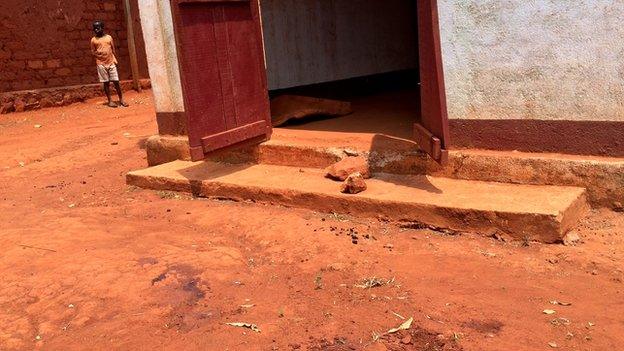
[383,243,394,250]
[548,342,558,348]
[341,172,367,194]
[343,149,359,157]
[1,101,14,114]
[400,335,412,344]
[326,156,371,181]
[562,231,581,246]
[34,124,42,128]
[14,99,25,112]
[614,201,623,212]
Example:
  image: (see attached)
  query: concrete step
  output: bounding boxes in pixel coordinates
[127,160,589,243]
[145,131,624,208]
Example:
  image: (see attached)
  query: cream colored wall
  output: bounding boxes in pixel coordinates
[439,0,624,121]
[137,0,184,113]
[140,1,623,122]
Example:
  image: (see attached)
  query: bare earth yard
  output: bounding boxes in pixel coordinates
[1,92,623,350]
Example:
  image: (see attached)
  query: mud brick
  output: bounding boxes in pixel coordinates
[55,68,72,76]
[4,41,24,51]
[7,60,26,70]
[0,49,11,60]
[27,60,44,69]
[104,2,116,11]
[46,59,62,68]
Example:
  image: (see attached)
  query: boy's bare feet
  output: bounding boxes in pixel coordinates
[107,101,118,108]
[119,101,129,107]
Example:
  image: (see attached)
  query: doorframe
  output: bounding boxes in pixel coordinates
[415,0,450,164]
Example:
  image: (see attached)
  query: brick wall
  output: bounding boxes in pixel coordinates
[0,0,149,93]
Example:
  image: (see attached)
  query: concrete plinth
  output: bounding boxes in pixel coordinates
[145,130,624,208]
[127,160,588,243]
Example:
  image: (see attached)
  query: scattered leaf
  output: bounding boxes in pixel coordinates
[548,342,558,348]
[550,300,572,306]
[550,317,571,326]
[226,322,261,333]
[387,317,413,334]
[240,304,255,309]
[34,124,42,128]
[314,271,323,290]
[355,277,394,289]
[543,309,556,315]
[391,311,405,320]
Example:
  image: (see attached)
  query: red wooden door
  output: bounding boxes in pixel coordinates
[415,0,450,164]
[170,0,271,161]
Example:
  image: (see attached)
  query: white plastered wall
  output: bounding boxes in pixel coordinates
[137,0,184,113]
[439,0,624,122]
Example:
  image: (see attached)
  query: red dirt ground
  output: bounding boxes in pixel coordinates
[1,92,623,351]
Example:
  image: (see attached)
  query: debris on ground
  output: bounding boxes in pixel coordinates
[314,271,323,290]
[372,316,414,342]
[478,249,497,258]
[325,156,371,181]
[270,95,352,127]
[543,309,557,315]
[548,341,558,348]
[226,322,261,333]
[562,231,581,246]
[550,317,571,326]
[550,300,572,306]
[387,316,413,334]
[355,277,394,289]
[399,221,462,236]
[341,172,367,194]
[613,201,623,212]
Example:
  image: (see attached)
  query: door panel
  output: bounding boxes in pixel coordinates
[170,0,271,161]
[416,0,450,164]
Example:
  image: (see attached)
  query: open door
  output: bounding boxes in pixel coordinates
[415,0,450,164]
[170,0,272,161]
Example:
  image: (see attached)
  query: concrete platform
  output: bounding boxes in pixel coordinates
[127,160,589,243]
[145,131,624,208]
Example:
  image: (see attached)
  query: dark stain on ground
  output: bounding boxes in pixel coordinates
[152,264,212,332]
[461,319,504,335]
[137,257,159,266]
[309,328,464,351]
[151,273,167,285]
[182,278,206,299]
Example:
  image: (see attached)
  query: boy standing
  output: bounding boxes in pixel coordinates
[90,21,129,108]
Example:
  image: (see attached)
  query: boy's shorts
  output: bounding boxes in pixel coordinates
[97,64,119,83]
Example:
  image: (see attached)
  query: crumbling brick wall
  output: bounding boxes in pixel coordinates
[0,0,149,94]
